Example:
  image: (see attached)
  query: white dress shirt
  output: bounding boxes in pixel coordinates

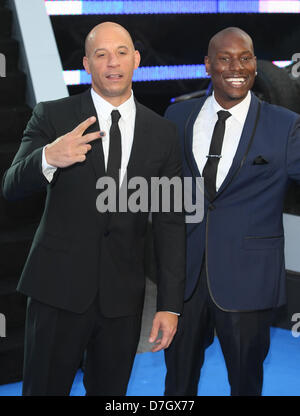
[192,91,251,190]
[91,88,136,185]
[42,88,136,185]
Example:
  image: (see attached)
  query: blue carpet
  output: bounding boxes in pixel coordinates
[0,327,299,396]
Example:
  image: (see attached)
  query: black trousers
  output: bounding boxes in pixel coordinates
[164,263,274,396]
[22,295,142,396]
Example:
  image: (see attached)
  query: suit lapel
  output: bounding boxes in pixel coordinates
[215,92,260,199]
[79,88,106,180]
[78,93,151,184]
[125,100,151,181]
[184,98,205,179]
[184,97,213,201]
[185,92,261,203]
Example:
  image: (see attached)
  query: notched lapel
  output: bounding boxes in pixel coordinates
[184,98,211,202]
[216,93,261,198]
[184,100,204,180]
[79,89,106,180]
[125,102,152,181]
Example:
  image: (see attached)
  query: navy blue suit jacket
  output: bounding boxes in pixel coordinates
[165,92,300,311]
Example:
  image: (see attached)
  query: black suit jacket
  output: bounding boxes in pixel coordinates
[2,89,185,317]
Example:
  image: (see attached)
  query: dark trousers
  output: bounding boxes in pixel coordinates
[22,296,142,396]
[164,263,274,396]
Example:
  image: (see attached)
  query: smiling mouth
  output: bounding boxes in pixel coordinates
[224,76,248,87]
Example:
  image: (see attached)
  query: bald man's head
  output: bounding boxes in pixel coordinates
[204,27,257,109]
[83,22,140,106]
[207,27,254,57]
[85,22,135,57]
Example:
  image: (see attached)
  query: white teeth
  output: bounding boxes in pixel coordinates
[226,78,246,82]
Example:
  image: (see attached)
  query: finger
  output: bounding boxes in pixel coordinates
[151,334,173,352]
[157,331,170,350]
[81,131,105,144]
[73,116,97,136]
[151,336,169,353]
[149,320,160,344]
[75,154,87,163]
[151,339,162,353]
[151,326,177,352]
[77,144,92,154]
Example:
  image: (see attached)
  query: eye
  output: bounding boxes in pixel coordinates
[219,57,230,62]
[241,56,253,62]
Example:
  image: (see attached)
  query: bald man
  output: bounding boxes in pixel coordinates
[2,22,185,396]
[164,27,300,396]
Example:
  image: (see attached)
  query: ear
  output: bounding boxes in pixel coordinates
[204,56,210,76]
[134,50,141,70]
[253,55,257,74]
[83,56,90,74]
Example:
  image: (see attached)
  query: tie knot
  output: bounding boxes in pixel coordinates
[217,110,231,121]
[111,109,121,124]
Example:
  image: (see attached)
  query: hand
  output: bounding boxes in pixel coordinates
[149,312,178,353]
[45,116,104,168]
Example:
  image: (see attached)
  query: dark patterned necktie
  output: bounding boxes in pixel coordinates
[107,110,121,189]
[202,110,231,200]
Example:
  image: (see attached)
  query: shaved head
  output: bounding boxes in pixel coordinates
[83,21,140,106]
[204,27,256,109]
[207,27,254,57]
[85,22,135,57]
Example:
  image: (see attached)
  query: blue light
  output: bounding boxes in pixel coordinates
[63,65,208,85]
[133,65,208,81]
[218,1,259,13]
[81,1,219,15]
[45,1,300,16]
[63,61,291,86]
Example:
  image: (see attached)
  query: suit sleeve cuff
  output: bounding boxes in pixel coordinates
[165,311,180,316]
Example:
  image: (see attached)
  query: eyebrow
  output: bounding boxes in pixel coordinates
[93,45,130,54]
[216,49,254,55]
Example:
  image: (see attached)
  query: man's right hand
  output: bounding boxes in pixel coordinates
[45,116,103,168]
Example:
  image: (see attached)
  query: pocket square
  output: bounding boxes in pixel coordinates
[252,155,268,165]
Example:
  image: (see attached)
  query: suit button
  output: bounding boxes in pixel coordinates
[104,230,110,237]
[208,204,215,211]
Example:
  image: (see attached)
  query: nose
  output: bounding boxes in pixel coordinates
[229,57,243,71]
[107,53,120,67]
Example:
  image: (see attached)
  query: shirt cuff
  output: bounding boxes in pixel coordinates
[42,146,57,182]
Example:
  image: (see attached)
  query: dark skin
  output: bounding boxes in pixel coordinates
[204,28,257,109]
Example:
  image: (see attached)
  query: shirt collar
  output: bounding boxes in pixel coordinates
[211,90,251,125]
[91,88,135,121]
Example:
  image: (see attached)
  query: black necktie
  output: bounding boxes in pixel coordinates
[202,110,231,200]
[107,110,122,189]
